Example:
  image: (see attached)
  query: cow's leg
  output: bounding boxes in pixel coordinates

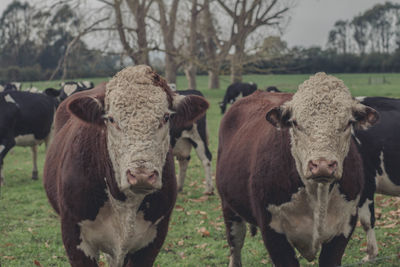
[260,226,299,267]
[191,139,213,195]
[359,198,378,261]
[177,155,190,192]
[31,145,38,180]
[124,215,171,267]
[319,216,357,267]
[174,138,192,192]
[0,140,15,186]
[61,220,98,267]
[222,205,246,267]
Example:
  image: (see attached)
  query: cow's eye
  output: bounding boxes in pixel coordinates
[108,117,115,123]
[163,113,170,123]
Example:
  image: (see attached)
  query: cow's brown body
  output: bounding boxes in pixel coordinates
[44,66,208,267]
[217,91,365,267]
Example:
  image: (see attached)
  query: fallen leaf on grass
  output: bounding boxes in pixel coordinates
[198,227,210,237]
[177,240,184,246]
[189,196,209,203]
[179,252,186,259]
[99,261,106,267]
[3,256,15,260]
[195,243,208,249]
[175,205,185,212]
[381,223,397,228]
[34,260,43,267]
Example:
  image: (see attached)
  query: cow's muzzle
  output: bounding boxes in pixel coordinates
[307,159,338,183]
[126,169,159,194]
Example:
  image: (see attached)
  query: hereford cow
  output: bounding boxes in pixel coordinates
[43,65,209,266]
[353,96,400,261]
[172,89,213,195]
[219,82,257,114]
[216,72,378,266]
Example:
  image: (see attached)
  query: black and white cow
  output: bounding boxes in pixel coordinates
[0,91,57,186]
[44,81,95,103]
[0,82,20,92]
[171,89,213,195]
[266,86,281,93]
[219,82,257,114]
[354,96,400,261]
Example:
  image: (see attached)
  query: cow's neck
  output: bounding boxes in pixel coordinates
[308,182,330,253]
[267,181,358,261]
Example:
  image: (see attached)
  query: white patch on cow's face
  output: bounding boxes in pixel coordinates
[284,73,356,183]
[82,81,92,88]
[355,96,366,102]
[375,152,400,196]
[63,84,78,96]
[105,66,172,193]
[0,145,5,154]
[267,183,359,261]
[4,94,16,104]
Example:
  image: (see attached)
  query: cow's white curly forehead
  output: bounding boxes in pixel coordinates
[290,72,353,127]
[105,66,169,125]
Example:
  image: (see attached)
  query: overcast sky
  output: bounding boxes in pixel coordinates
[1,0,399,48]
[283,0,400,48]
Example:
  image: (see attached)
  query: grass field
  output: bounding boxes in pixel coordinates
[1,73,400,267]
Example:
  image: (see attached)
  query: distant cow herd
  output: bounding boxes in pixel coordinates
[1,67,399,266]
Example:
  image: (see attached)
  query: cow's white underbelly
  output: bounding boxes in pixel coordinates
[267,184,359,261]
[375,152,400,196]
[14,134,43,147]
[78,198,161,267]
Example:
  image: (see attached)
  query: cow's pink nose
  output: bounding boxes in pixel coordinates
[308,159,338,177]
[126,169,158,186]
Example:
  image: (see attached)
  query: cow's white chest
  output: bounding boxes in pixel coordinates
[78,199,160,267]
[267,184,359,261]
[375,152,400,196]
[14,134,43,146]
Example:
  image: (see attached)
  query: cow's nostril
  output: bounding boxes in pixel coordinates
[308,161,318,172]
[127,169,158,186]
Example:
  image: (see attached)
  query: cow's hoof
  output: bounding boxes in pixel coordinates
[203,190,214,196]
[32,171,39,180]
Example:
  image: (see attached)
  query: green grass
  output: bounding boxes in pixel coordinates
[1,73,400,266]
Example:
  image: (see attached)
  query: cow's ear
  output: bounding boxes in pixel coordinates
[68,95,105,125]
[352,103,379,130]
[266,106,292,129]
[44,88,60,97]
[171,95,209,129]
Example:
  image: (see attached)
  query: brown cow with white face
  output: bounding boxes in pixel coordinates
[216,72,378,267]
[43,65,208,267]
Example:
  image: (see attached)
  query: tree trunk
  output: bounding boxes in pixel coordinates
[184,63,197,89]
[230,43,244,83]
[165,53,177,83]
[208,69,219,89]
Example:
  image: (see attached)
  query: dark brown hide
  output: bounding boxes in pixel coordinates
[216,91,364,267]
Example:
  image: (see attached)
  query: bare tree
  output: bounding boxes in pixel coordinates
[183,0,200,90]
[198,0,235,89]
[216,0,291,83]
[50,17,109,80]
[113,0,154,65]
[154,0,180,83]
